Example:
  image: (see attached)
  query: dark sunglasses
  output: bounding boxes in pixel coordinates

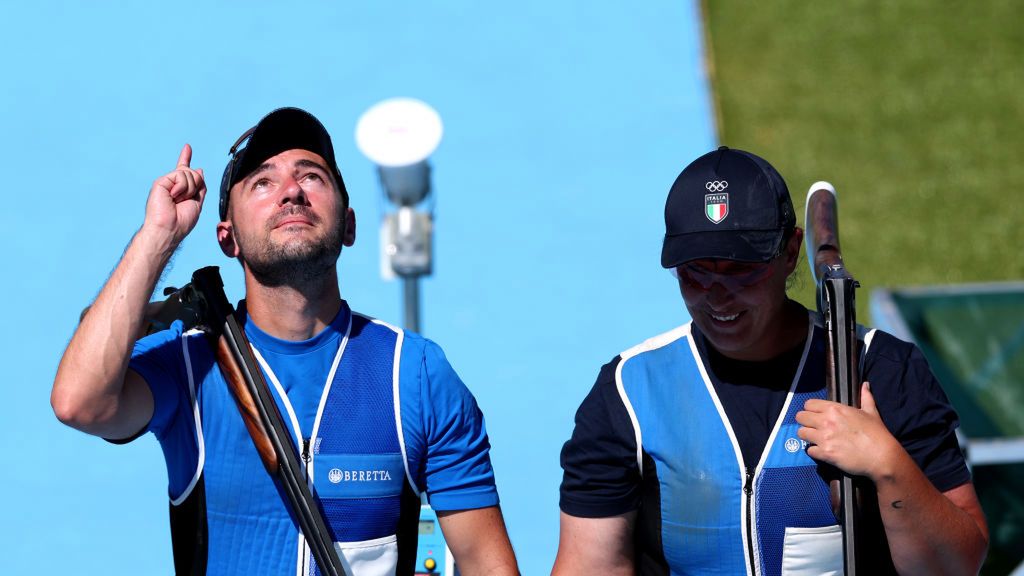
[672,258,778,291]
[218,126,258,220]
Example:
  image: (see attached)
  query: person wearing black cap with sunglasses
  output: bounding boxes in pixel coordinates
[52,108,519,576]
[554,147,987,575]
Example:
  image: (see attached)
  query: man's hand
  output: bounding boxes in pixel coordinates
[795,382,899,481]
[143,144,207,247]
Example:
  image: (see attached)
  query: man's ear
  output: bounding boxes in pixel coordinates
[343,207,356,247]
[216,221,239,258]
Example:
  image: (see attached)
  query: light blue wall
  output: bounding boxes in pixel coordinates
[0,2,713,573]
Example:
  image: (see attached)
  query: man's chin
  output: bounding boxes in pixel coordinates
[241,250,340,287]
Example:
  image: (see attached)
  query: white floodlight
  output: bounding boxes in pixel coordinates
[356,98,443,207]
[356,98,444,332]
[355,98,443,168]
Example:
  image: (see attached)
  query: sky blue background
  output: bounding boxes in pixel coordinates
[0,2,712,574]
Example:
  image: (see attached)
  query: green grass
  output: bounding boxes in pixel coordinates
[704,3,1024,571]
[703,0,1024,318]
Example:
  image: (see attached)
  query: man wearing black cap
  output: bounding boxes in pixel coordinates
[52,108,518,575]
[554,147,987,575]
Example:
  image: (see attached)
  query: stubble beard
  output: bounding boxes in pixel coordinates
[237,206,345,289]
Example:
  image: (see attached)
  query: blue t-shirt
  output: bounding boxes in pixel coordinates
[129,300,498,575]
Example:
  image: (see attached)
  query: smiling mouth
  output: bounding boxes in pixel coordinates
[710,312,740,322]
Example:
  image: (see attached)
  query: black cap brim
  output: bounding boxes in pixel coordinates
[661,228,784,268]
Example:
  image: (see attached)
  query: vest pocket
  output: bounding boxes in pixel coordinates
[780,524,842,576]
[335,534,398,576]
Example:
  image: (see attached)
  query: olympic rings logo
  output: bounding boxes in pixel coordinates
[706,180,729,192]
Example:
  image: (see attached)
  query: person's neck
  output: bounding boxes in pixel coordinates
[755,299,809,360]
[243,273,342,341]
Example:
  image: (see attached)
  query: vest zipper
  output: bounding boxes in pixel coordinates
[301,437,312,479]
[300,436,313,576]
[744,466,758,576]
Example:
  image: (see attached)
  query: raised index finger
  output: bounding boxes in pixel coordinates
[177,143,193,168]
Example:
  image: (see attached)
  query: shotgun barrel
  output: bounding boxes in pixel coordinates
[806,182,861,576]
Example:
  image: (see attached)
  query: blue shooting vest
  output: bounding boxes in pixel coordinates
[196,311,421,576]
[617,320,842,576]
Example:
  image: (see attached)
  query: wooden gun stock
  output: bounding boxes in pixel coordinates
[212,336,278,472]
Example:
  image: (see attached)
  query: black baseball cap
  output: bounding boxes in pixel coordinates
[219,107,348,221]
[661,146,795,268]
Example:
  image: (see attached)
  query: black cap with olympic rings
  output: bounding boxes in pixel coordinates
[661,146,795,267]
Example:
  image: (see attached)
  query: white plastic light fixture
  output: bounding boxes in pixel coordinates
[355,98,443,168]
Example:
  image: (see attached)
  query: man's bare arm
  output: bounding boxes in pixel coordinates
[51,144,206,439]
[436,506,518,575]
[552,511,635,576]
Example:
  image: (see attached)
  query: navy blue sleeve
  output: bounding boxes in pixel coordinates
[416,339,499,511]
[864,331,971,492]
[559,357,643,518]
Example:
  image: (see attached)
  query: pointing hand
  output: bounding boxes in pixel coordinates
[144,144,207,246]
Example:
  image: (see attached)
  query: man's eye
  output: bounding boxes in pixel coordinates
[302,173,323,183]
[252,178,271,191]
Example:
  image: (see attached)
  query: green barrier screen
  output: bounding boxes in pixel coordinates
[872,283,1024,575]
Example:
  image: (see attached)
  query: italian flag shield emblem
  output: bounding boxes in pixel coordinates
[705,193,729,224]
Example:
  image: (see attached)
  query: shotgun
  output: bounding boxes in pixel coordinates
[159,267,347,576]
[805,181,861,576]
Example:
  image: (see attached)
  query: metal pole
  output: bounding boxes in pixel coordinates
[403,276,420,333]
